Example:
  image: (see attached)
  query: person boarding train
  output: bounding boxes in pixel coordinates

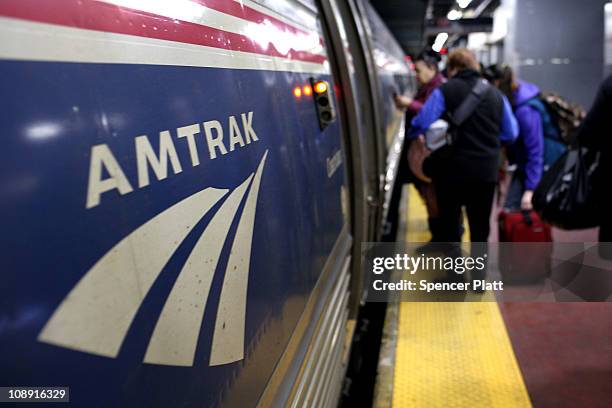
[392,49,446,241]
[407,48,518,245]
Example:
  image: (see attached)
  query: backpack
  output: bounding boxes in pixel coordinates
[424,79,490,151]
[525,97,566,168]
[525,93,585,168]
[540,92,586,145]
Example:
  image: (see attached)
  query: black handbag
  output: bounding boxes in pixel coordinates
[532,144,600,229]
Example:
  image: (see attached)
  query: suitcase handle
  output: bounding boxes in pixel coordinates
[522,210,533,226]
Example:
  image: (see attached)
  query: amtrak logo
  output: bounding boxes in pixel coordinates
[39,151,268,367]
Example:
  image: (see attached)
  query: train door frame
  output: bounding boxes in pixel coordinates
[253,0,362,405]
[352,0,411,243]
[314,5,394,407]
[316,0,385,321]
[319,2,415,406]
[349,0,392,238]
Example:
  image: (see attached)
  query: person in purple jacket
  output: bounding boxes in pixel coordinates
[485,64,544,211]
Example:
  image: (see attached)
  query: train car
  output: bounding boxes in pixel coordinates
[0,0,415,406]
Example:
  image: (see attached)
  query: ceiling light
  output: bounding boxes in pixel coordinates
[432,32,449,52]
[447,9,463,20]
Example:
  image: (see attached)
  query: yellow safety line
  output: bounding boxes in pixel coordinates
[392,185,531,408]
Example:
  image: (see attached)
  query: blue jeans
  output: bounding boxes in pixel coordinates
[504,172,524,211]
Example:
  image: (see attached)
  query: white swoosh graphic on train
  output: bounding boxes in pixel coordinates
[39,150,268,367]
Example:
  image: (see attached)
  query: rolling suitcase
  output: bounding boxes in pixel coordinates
[498,210,552,284]
[498,210,552,242]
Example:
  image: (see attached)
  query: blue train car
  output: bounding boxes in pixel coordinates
[0,0,415,406]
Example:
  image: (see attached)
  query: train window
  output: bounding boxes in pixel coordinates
[361,2,416,150]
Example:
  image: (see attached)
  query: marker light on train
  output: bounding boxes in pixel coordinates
[293,86,302,98]
[303,85,312,96]
[310,78,336,130]
[313,81,328,94]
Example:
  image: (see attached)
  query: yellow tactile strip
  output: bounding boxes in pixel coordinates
[392,302,531,408]
[406,185,432,243]
[392,186,531,408]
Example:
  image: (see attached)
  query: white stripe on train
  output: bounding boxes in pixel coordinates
[100,0,326,58]
[230,0,320,32]
[0,17,330,74]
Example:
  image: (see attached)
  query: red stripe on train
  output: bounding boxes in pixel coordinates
[192,0,321,41]
[0,0,327,65]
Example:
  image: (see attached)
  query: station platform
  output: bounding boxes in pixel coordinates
[374,185,612,408]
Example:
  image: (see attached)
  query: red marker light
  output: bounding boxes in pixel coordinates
[293,86,302,98]
[303,85,312,96]
[313,81,328,94]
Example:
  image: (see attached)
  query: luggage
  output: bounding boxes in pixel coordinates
[523,93,585,167]
[540,92,586,145]
[525,97,568,167]
[424,79,490,151]
[497,210,552,284]
[532,145,600,230]
[498,210,552,242]
[407,135,432,183]
[412,79,490,181]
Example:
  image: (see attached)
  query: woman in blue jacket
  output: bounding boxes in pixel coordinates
[485,64,544,211]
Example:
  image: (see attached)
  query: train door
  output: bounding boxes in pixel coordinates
[317,0,385,321]
[253,0,360,406]
[356,0,415,234]
[317,2,416,406]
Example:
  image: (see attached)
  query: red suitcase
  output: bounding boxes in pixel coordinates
[498,210,552,284]
[498,210,552,242]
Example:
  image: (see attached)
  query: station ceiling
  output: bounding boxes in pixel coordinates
[369,0,500,55]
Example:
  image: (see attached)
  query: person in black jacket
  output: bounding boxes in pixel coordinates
[577,74,612,243]
[408,49,518,243]
[407,49,518,287]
